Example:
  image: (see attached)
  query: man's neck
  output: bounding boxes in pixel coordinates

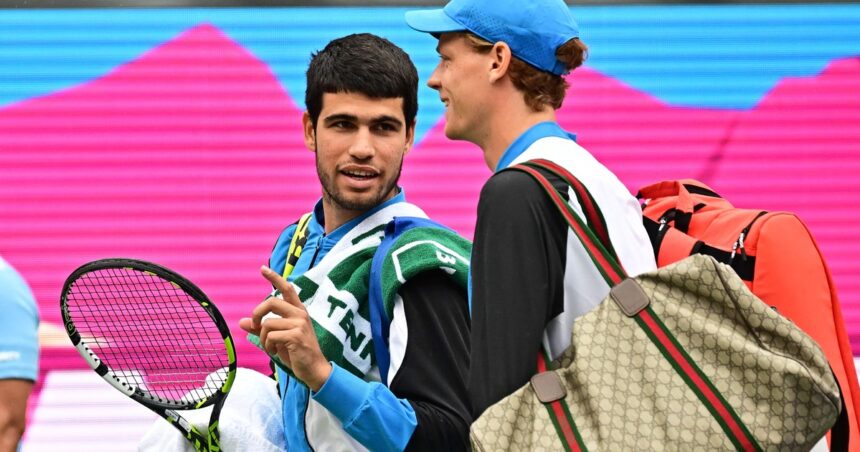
[321,202,362,235]
[320,190,398,235]
[477,104,557,171]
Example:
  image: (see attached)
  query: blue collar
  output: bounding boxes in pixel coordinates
[310,189,407,243]
[494,121,576,172]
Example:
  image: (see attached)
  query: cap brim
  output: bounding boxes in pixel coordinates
[405,9,466,34]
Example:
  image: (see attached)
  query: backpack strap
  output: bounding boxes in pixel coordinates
[268,212,312,382]
[509,162,763,452]
[368,216,456,385]
[282,212,313,279]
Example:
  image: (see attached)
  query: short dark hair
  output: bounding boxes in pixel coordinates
[305,33,419,127]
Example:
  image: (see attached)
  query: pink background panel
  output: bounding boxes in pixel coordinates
[1,25,858,382]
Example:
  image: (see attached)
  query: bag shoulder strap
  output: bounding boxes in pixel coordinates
[508,161,624,452]
[507,160,626,287]
[521,159,619,261]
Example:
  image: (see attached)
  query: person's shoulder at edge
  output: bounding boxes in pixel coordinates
[0,258,38,321]
[480,169,547,203]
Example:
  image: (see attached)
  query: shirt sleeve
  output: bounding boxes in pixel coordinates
[468,170,569,418]
[0,260,39,381]
[312,270,471,451]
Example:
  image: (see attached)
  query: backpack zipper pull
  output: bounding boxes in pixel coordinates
[731,232,747,261]
[732,211,766,261]
[658,217,668,232]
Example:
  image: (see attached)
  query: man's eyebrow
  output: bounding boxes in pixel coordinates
[371,115,404,127]
[323,113,358,123]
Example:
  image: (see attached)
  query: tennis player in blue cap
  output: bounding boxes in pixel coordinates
[406,0,656,418]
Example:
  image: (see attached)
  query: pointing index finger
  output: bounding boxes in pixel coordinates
[261,265,303,308]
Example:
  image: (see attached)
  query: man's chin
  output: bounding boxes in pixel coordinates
[444,122,467,142]
[328,180,399,212]
[332,192,385,212]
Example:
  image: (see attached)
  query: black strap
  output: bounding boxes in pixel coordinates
[646,209,768,281]
[643,217,665,259]
[658,208,693,234]
[642,222,756,281]
[674,210,692,233]
[694,242,757,282]
[683,184,722,198]
[831,366,850,451]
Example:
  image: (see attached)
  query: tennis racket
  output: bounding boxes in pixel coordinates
[60,258,237,452]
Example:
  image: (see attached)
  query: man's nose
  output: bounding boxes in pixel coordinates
[348,127,375,160]
[427,65,442,90]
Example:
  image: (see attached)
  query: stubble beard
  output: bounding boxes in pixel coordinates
[316,152,403,212]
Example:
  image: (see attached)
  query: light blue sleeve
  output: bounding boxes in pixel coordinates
[0,258,39,381]
[312,363,417,452]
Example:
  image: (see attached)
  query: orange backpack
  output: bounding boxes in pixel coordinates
[638,179,859,449]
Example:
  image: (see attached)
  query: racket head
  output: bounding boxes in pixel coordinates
[60,258,237,411]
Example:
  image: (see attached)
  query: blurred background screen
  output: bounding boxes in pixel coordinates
[0,2,858,450]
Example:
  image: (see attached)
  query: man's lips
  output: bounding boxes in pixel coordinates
[340,165,378,178]
[339,165,380,186]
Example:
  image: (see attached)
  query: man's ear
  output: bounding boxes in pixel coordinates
[488,42,513,84]
[404,119,416,155]
[302,112,316,152]
[489,41,513,83]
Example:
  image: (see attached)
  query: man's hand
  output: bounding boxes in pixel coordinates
[239,266,332,391]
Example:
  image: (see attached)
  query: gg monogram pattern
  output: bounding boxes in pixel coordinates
[471,254,841,451]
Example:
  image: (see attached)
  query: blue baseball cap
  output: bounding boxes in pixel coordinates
[405,0,580,76]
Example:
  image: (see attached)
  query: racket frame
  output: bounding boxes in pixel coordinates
[60,258,237,452]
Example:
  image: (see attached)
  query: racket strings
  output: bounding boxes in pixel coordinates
[65,267,228,404]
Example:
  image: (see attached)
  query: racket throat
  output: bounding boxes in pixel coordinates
[165,410,213,452]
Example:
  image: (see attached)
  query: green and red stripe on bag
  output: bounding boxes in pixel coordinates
[469,160,845,451]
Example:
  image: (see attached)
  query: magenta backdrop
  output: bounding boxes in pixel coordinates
[1,24,859,383]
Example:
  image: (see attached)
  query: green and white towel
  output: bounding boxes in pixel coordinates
[248,202,471,380]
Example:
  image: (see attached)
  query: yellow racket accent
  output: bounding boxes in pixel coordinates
[283,213,312,279]
[225,337,235,364]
